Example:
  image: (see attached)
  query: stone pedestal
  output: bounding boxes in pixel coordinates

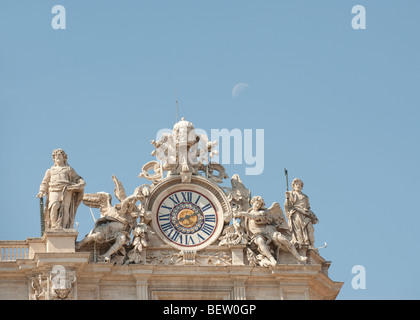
[44,229,78,253]
[26,237,46,259]
[230,244,246,265]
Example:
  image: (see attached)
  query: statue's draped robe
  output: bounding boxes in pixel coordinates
[285,191,317,246]
[39,165,84,229]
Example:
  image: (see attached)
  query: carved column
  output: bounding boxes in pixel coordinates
[136,280,149,300]
[233,285,246,300]
[230,266,250,300]
[132,269,153,300]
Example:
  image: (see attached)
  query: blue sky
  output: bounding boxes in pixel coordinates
[1,1,419,299]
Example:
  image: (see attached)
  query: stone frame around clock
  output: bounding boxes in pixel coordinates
[147,175,232,251]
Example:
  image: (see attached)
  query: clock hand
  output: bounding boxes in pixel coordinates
[179,214,192,222]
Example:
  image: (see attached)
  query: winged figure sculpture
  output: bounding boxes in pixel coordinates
[76,175,148,263]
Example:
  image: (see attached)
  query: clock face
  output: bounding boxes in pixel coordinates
[156,189,219,249]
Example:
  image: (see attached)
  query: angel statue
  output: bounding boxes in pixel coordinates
[75,175,149,263]
[219,174,251,246]
[234,196,308,267]
[224,174,251,213]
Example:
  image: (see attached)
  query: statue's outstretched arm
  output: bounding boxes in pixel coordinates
[37,169,51,198]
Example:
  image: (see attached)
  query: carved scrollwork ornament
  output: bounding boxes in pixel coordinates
[138,160,164,184]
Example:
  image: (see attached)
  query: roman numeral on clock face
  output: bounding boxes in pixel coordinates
[169,194,180,205]
[160,203,172,211]
[167,229,180,242]
[200,223,214,236]
[158,213,169,220]
[205,214,215,223]
[201,203,212,212]
[160,222,173,233]
[181,191,192,202]
[177,234,196,245]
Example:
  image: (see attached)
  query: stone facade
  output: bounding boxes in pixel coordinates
[0,118,343,300]
[0,230,342,300]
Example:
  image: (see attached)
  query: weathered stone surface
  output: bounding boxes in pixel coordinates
[0,118,343,300]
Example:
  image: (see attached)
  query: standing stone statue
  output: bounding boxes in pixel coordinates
[36,149,85,230]
[284,178,318,249]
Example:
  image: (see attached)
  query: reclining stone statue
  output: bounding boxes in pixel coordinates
[234,196,308,267]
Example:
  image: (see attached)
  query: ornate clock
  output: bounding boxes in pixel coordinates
[147,175,230,251]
